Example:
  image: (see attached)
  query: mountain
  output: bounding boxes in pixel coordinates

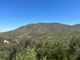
[1,23,80,60]
[73,24,80,28]
[0,23,80,39]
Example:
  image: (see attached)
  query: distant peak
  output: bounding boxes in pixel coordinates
[73,24,80,28]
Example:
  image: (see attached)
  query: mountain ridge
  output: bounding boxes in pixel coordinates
[0,23,80,39]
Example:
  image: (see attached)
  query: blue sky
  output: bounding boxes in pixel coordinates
[0,0,80,32]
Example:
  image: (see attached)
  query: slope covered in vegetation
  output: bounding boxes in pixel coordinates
[0,23,80,60]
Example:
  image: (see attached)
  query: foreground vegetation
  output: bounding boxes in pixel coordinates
[0,34,80,60]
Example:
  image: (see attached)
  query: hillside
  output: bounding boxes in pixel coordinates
[0,23,80,60]
[0,23,80,39]
[73,24,80,28]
